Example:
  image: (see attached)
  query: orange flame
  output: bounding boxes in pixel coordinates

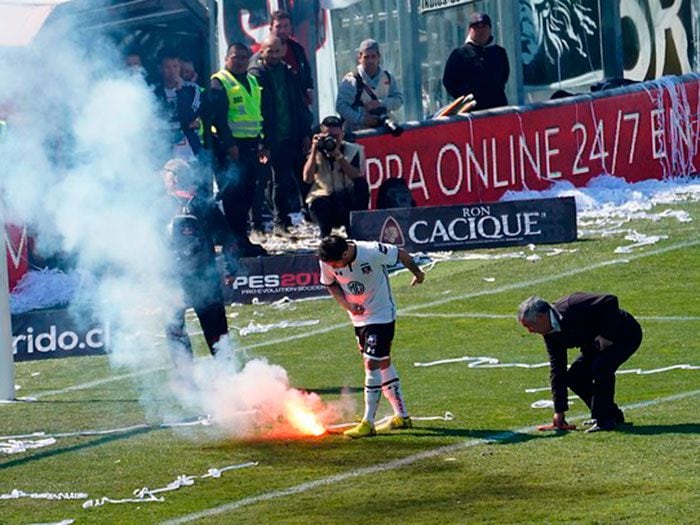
[284,399,326,437]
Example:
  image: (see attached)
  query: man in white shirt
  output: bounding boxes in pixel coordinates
[318,235,425,438]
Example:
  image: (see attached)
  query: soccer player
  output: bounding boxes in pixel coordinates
[318,235,425,438]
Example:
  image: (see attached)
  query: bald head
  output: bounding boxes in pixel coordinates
[261,34,284,67]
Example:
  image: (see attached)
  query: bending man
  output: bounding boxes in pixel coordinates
[518,292,643,433]
[318,235,425,438]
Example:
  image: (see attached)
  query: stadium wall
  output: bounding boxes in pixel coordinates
[357,74,700,208]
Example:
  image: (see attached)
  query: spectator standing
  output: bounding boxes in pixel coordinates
[442,12,509,110]
[125,50,146,79]
[209,42,267,256]
[269,10,315,106]
[303,116,368,238]
[179,58,200,86]
[336,39,403,133]
[154,51,202,161]
[249,34,312,235]
[318,235,425,438]
[518,293,643,433]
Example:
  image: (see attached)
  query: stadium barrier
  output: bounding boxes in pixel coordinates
[356,74,700,208]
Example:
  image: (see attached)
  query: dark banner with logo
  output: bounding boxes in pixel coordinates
[349,197,577,251]
[224,253,326,304]
[12,308,109,362]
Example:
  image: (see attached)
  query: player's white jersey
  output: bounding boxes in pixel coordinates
[320,241,399,326]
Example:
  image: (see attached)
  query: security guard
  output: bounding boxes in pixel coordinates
[209,42,267,256]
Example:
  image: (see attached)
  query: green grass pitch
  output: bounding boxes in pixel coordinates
[2,200,699,524]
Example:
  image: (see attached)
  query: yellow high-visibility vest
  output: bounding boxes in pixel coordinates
[211,69,263,138]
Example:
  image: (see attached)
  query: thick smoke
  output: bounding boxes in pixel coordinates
[0,22,349,437]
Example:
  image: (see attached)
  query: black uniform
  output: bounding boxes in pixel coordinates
[442,37,510,110]
[165,189,237,363]
[544,293,642,425]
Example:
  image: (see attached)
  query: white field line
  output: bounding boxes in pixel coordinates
[400,238,700,314]
[161,388,700,525]
[31,367,163,400]
[27,238,700,399]
[401,312,700,321]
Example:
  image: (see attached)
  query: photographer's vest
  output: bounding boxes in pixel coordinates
[306,142,364,204]
[211,69,262,138]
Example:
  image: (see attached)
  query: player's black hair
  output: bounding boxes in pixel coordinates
[318,235,348,262]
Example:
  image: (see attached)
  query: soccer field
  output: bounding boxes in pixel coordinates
[2,194,699,524]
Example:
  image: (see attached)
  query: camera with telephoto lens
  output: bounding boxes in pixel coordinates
[317,134,338,156]
[369,107,404,137]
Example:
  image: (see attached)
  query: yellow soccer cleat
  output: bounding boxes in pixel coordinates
[376,415,412,432]
[343,420,376,439]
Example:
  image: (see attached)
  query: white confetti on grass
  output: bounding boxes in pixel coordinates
[235,320,320,337]
[0,490,87,501]
[82,462,258,508]
[0,438,57,454]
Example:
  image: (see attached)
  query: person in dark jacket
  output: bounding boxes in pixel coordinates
[269,9,314,106]
[248,34,312,234]
[518,292,643,433]
[161,159,240,369]
[154,50,202,161]
[442,12,510,111]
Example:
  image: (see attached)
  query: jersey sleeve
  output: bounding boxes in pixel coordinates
[373,242,399,267]
[319,261,336,286]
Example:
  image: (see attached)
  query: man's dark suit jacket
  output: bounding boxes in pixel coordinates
[544,292,639,413]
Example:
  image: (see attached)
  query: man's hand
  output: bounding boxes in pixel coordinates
[259,147,270,165]
[347,303,365,315]
[227,145,239,162]
[410,270,425,286]
[536,412,576,431]
[552,412,568,428]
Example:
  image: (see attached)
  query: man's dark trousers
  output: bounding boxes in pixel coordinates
[566,314,642,424]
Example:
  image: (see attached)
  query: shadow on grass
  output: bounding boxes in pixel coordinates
[617,423,700,435]
[395,427,565,445]
[0,426,156,470]
[301,386,363,395]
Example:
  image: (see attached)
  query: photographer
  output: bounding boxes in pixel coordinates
[336,39,403,134]
[303,116,369,238]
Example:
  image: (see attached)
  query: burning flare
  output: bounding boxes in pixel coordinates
[284,398,326,437]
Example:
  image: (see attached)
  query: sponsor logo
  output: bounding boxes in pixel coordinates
[408,207,544,245]
[231,271,322,291]
[347,281,365,295]
[361,263,373,275]
[379,216,405,246]
[13,324,109,356]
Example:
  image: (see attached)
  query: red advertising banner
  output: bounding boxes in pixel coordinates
[358,76,700,207]
[5,223,28,291]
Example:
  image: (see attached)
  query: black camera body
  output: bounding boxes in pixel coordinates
[369,107,404,137]
[318,134,339,156]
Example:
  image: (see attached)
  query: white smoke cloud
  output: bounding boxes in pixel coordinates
[0,22,347,439]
